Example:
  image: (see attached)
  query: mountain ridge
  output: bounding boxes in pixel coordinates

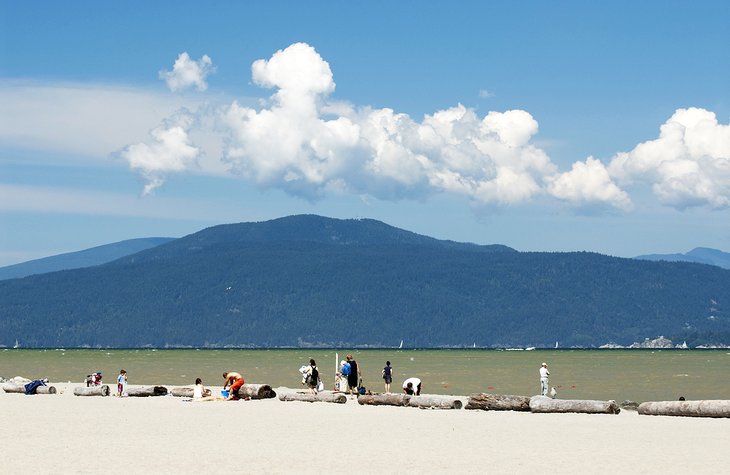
[0,237,176,280]
[1,215,728,348]
[634,247,730,270]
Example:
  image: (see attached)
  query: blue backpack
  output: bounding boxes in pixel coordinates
[341,363,351,376]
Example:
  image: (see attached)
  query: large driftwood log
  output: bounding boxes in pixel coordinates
[2,383,57,394]
[74,385,110,396]
[406,395,463,410]
[465,393,531,411]
[357,393,410,406]
[278,392,347,404]
[529,396,620,414]
[234,384,276,400]
[638,400,730,418]
[170,387,212,398]
[125,385,168,397]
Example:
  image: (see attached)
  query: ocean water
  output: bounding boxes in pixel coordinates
[2,348,729,402]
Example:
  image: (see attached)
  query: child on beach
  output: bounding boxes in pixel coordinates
[382,361,393,393]
[117,369,127,397]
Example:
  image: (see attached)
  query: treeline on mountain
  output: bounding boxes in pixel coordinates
[0,216,728,348]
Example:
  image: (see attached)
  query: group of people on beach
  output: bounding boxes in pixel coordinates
[316,356,422,396]
[104,359,546,401]
[93,359,554,401]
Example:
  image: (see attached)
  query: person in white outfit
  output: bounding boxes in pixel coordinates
[193,378,205,399]
[539,362,550,396]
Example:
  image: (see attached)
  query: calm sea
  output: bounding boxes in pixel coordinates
[2,348,729,402]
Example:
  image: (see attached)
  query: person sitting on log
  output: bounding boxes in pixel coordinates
[403,377,422,396]
[223,372,244,400]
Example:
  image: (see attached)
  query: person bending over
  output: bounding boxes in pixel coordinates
[223,371,244,400]
[402,377,422,396]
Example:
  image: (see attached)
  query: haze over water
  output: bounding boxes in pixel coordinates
[2,349,729,403]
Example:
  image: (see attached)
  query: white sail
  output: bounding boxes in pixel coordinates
[398,340,403,349]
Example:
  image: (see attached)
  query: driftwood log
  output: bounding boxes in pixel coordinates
[357,393,410,406]
[170,387,212,398]
[465,393,531,411]
[125,385,168,397]
[529,396,620,414]
[2,383,57,394]
[638,400,730,418]
[234,384,277,400]
[74,385,110,396]
[406,395,463,410]
[357,393,462,409]
[278,392,347,404]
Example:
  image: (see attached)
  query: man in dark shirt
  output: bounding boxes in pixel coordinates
[346,354,361,394]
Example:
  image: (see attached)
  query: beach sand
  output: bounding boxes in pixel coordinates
[2,382,728,474]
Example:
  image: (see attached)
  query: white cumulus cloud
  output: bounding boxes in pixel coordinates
[213,43,560,205]
[608,108,730,209]
[123,43,730,214]
[119,112,201,194]
[159,52,214,92]
[547,157,632,211]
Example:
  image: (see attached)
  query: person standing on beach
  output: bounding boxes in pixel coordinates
[117,369,127,397]
[539,362,550,396]
[305,359,320,394]
[382,361,393,393]
[346,354,361,394]
[223,371,244,400]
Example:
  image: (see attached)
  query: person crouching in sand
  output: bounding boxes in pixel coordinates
[223,371,244,400]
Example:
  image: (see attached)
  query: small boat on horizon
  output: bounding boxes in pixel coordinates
[398,339,403,349]
[13,339,20,349]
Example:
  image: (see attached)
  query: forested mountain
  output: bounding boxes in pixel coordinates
[1,215,728,348]
[635,247,730,270]
[0,237,175,280]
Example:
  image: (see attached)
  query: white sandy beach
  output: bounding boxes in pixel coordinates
[2,382,729,474]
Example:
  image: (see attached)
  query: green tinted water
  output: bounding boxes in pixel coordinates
[2,348,729,402]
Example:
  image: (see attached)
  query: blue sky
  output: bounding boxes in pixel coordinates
[1,1,729,266]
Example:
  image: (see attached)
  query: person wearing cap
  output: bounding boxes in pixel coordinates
[539,362,550,396]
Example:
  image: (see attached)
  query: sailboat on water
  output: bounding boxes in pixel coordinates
[13,339,20,349]
[398,340,403,349]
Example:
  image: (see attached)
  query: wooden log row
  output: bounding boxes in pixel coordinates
[74,385,111,396]
[125,385,168,397]
[529,396,620,414]
[465,393,531,411]
[235,383,277,400]
[169,387,213,398]
[2,383,57,394]
[279,391,347,404]
[357,393,462,410]
[638,400,730,418]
